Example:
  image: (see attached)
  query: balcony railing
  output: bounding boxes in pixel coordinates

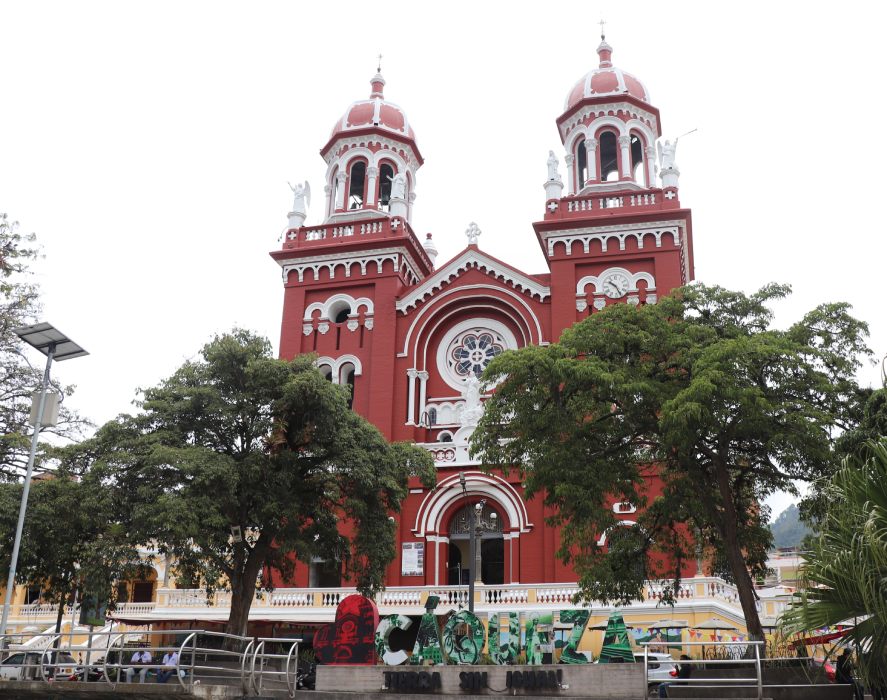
[5,578,792,628]
[284,216,413,249]
[547,190,680,221]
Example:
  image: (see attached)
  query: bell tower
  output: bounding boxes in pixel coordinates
[272,69,434,434]
[534,34,694,337]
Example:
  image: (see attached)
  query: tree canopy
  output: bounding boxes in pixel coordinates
[471,283,869,642]
[0,213,86,480]
[62,330,435,637]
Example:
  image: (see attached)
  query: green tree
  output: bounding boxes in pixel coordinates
[782,439,887,695]
[63,330,435,638]
[0,213,86,480]
[471,284,868,643]
[0,473,141,635]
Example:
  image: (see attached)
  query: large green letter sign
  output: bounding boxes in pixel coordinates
[375,614,413,665]
[558,609,591,664]
[442,610,486,665]
[489,612,520,665]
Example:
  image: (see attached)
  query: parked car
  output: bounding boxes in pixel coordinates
[0,650,77,680]
[634,652,678,682]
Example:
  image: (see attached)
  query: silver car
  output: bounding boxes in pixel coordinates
[634,652,678,682]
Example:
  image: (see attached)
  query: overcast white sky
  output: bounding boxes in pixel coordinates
[2,2,885,519]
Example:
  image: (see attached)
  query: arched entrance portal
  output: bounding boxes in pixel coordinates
[447,502,504,585]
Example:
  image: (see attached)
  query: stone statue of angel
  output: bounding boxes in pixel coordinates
[657,139,678,170]
[288,180,311,214]
[390,173,406,200]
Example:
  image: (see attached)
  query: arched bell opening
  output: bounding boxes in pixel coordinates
[575,137,588,190]
[630,133,646,187]
[378,162,395,212]
[599,131,619,182]
[348,161,367,209]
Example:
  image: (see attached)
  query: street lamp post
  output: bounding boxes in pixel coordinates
[0,323,87,646]
[458,472,498,614]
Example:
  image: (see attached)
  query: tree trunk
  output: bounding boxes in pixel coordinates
[223,543,267,646]
[713,460,766,651]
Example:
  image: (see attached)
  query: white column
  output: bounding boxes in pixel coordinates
[406,369,418,425]
[366,166,379,207]
[564,154,575,195]
[618,135,632,179]
[585,138,599,184]
[324,184,332,219]
[645,146,656,189]
[335,171,347,212]
[417,371,429,425]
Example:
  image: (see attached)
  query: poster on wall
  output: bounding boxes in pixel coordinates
[401,542,424,576]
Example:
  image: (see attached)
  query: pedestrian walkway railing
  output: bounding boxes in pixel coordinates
[641,640,765,699]
[0,629,303,697]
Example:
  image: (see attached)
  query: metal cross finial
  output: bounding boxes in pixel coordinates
[377,53,383,73]
[599,18,606,40]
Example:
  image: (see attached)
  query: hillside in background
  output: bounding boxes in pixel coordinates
[769,503,811,550]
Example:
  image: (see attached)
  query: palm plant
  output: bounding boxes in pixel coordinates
[782,439,887,693]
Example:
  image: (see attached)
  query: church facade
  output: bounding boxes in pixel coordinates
[271,38,696,595]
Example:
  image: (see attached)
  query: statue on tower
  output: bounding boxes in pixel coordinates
[657,140,678,171]
[288,180,311,215]
[547,150,561,181]
[390,172,406,200]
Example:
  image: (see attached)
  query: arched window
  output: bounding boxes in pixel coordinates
[576,138,588,189]
[603,523,648,582]
[340,364,356,409]
[318,365,333,382]
[630,134,645,187]
[599,131,619,182]
[329,167,338,215]
[378,163,394,211]
[427,407,437,426]
[348,161,366,209]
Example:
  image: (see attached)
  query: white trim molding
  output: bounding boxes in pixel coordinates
[396,248,550,314]
[576,267,655,296]
[411,471,533,537]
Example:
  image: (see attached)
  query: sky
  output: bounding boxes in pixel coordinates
[2,1,885,519]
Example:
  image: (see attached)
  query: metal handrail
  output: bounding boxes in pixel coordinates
[240,638,255,693]
[176,631,196,690]
[641,640,766,700]
[1,627,299,691]
[250,639,266,695]
[284,641,299,698]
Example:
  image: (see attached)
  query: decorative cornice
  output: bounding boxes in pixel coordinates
[326,135,420,168]
[395,249,550,313]
[543,220,685,258]
[559,101,658,141]
[277,246,423,286]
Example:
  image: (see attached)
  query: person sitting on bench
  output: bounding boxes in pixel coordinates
[156,649,185,683]
[125,648,152,683]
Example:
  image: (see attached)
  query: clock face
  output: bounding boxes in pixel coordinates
[602,272,630,298]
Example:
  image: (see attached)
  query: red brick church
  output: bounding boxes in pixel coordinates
[271,36,696,595]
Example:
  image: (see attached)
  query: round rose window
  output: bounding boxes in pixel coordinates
[450,331,504,378]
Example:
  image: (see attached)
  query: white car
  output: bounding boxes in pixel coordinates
[634,652,678,682]
[0,651,78,680]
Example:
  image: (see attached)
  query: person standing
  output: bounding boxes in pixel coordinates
[836,650,863,700]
